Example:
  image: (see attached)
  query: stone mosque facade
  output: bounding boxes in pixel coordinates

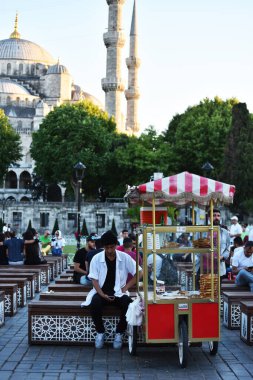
[0,1,139,234]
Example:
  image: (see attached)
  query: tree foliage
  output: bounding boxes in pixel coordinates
[0,109,22,177]
[30,101,116,199]
[222,103,253,213]
[162,97,238,178]
[52,218,59,235]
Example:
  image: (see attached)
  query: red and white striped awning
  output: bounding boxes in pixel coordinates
[125,171,235,206]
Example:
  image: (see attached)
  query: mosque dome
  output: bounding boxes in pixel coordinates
[0,78,30,95]
[0,38,56,64]
[47,62,69,75]
[0,15,56,64]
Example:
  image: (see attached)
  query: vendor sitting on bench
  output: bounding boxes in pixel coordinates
[82,230,142,349]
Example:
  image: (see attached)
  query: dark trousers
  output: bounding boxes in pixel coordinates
[90,293,132,334]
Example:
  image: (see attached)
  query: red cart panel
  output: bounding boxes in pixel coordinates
[191,303,219,339]
[147,304,175,339]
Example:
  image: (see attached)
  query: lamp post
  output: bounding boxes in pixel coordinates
[201,162,214,224]
[73,162,86,249]
[201,162,214,178]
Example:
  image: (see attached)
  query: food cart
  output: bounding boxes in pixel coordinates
[125,171,235,367]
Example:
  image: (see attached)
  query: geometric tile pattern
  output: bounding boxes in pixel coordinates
[31,315,144,344]
[231,304,241,328]
[0,300,4,326]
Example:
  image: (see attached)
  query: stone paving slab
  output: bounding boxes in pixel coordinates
[0,286,253,379]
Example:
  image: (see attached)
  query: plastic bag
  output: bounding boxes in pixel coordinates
[220,261,226,276]
[126,296,143,326]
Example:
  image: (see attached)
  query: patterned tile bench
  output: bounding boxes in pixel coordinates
[5,264,51,285]
[46,257,62,276]
[0,284,18,316]
[240,300,253,345]
[48,284,88,292]
[40,291,137,301]
[0,268,41,293]
[0,278,27,307]
[0,291,5,327]
[220,284,249,315]
[28,300,143,345]
[223,291,253,330]
[0,272,36,299]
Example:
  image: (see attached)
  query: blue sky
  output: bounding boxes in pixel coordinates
[2,0,253,133]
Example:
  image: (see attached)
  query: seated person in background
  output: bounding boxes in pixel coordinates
[23,230,47,265]
[40,230,51,255]
[233,236,244,257]
[232,240,253,291]
[51,230,65,256]
[174,233,192,262]
[72,234,96,285]
[0,233,8,265]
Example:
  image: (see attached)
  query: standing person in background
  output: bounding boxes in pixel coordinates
[40,230,51,255]
[229,216,242,246]
[0,233,8,265]
[4,230,24,265]
[117,229,129,245]
[51,230,65,256]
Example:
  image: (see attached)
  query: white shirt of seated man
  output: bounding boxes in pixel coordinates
[232,247,253,270]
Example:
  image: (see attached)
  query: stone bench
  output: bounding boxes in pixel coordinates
[0,291,5,327]
[0,268,41,293]
[0,272,36,299]
[48,284,93,292]
[0,284,18,316]
[240,300,253,345]
[28,300,142,345]
[0,278,27,307]
[40,291,137,301]
[223,291,253,330]
[46,257,62,276]
[2,264,51,285]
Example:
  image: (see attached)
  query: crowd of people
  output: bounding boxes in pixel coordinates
[0,226,66,265]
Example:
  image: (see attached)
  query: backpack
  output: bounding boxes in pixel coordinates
[157,254,178,285]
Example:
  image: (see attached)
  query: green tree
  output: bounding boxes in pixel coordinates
[0,109,22,177]
[111,219,118,237]
[81,218,89,236]
[222,103,253,214]
[162,97,238,178]
[106,126,168,195]
[52,218,59,235]
[30,100,116,199]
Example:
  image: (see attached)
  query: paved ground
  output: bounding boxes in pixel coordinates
[0,287,253,380]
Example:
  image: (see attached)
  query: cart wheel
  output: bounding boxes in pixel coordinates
[127,324,137,356]
[208,341,218,356]
[178,320,188,368]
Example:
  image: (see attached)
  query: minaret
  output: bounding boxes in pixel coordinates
[102,0,126,132]
[125,0,140,134]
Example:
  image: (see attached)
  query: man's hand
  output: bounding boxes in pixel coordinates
[103,294,115,302]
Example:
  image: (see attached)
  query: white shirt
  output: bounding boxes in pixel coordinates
[51,237,65,249]
[230,223,242,245]
[232,249,253,270]
[82,249,140,306]
[147,254,163,280]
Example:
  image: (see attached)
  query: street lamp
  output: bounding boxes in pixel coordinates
[74,162,86,249]
[201,162,214,178]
